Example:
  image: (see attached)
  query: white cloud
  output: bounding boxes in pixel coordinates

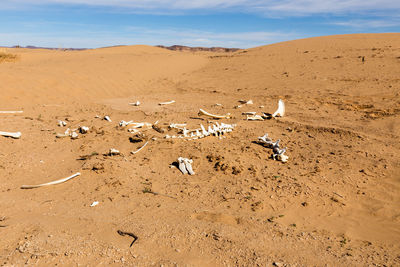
[330,19,400,28]
[3,0,400,16]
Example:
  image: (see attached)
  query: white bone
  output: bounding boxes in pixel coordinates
[183,158,195,175]
[128,128,139,133]
[198,108,230,119]
[79,126,89,134]
[177,157,188,175]
[0,131,21,139]
[277,154,289,162]
[58,120,67,127]
[129,101,140,106]
[109,148,120,155]
[119,120,133,127]
[165,135,171,139]
[71,132,79,139]
[104,115,112,122]
[0,111,23,114]
[215,103,222,106]
[159,100,175,105]
[130,122,152,129]
[200,124,209,136]
[131,141,149,154]
[242,112,257,115]
[272,99,285,117]
[169,123,186,129]
[90,201,99,207]
[246,115,264,121]
[234,105,242,109]
[20,172,81,189]
[239,100,253,105]
[196,129,201,136]
[183,128,189,137]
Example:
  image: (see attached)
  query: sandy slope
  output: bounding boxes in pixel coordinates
[0,33,399,266]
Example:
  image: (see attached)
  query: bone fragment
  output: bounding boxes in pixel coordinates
[109,148,120,156]
[239,99,253,105]
[58,120,67,127]
[159,100,175,105]
[71,132,79,139]
[169,123,186,129]
[177,157,188,175]
[128,128,139,133]
[131,141,149,154]
[234,105,242,109]
[0,111,23,114]
[272,99,285,117]
[183,158,195,175]
[79,126,89,134]
[119,120,133,127]
[0,131,21,139]
[90,201,99,207]
[215,103,222,106]
[242,112,257,115]
[129,101,140,106]
[104,115,112,122]
[20,172,81,189]
[246,115,264,121]
[198,108,230,119]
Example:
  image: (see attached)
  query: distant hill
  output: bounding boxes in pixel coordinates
[156,45,240,52]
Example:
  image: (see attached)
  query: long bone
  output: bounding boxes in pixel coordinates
[129,101,140,106]
[131,141,149,154]
[198,108,230,119]
[21,172,81,189]
[183,158,195,175]
[0,111,23,114]
[177,157,188,174]
[246,114,264,121]
[159,100,175,105]
[0,131,21,139]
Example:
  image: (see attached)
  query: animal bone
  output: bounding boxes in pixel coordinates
[169,123,186,129]
[239,99,253,105]
[104,115,112,122]
[90,201,99,207]
[130,122,152,129]
[246,115,264,121]
[183,158,195,175]
[200,124,209,136]
[242,112,257,115]
[58,120,67,127]
[257,133,288,162]
[129,101,140,106]
[198,108,230,119]
[0,111,23,114]
[71,132,79,139]
[131,141,149,154]
[79,126,89,134]
[177,157,188,174]
[272,99,285,117]
[108,148,120,156]
[128,128,139,133]
[119,120,133,127]
[20,172,81,189]
[159,100,175,105]
[0,131,21,139]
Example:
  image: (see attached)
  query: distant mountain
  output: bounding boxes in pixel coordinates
[10,45,87,51]
[156,45,240,52]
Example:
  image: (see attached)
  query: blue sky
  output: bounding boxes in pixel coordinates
[0,0,399,48]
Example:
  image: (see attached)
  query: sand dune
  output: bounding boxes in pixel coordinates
[0,33,399,266]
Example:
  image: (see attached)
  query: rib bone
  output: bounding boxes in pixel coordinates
[131,141,149,154]
[21,172,81,189]
[0,131,21,139]
[198,108,230,119]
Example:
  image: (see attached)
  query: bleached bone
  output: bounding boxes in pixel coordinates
[79,126,89,134]
[246,115,264,121]
[242,112,257,115]
[129,101,140,106]
[71,132,79,139]
[200,124,209,136]
[272,99,285,117]
[183,158,195,175]
[239,99,253,105]
[159,100,175,105]
[129,122,152,129]
[58,120,67,127]
[90,201,99,207]
[0,131,21,139]
[131,141,149,154]
[109,148,120,156]
[215,103,222,106]
[258,133,273,146]
[169,123,186,129]
[20,172,81,189]
[177,157,188,175]
[234,105,242,109]
[0,111,23,114]
[198,108,230,119]
[119,120,133,127]
[277,154,289,162]
[128,128,139,133]
[104,115,112,122]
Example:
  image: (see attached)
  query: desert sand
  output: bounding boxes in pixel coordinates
[0,33,399,266]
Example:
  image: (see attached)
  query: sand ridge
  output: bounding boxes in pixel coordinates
[0,33,399,266]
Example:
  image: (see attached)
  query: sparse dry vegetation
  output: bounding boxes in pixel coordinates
[0,52,18,63]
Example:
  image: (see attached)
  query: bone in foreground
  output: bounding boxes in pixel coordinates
[0,131,21,139]
[272,99,285,117]
[183,158,195,175]
[0,111,23,114]
[104,115,112,122]
[129,101,140,106]
[198,108,230,119]
[159,100,175,105]
[177,157,188,175]
[20,172,81,189]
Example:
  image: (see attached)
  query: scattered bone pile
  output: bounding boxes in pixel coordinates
[166,122,236,140]
[257,133,288,162]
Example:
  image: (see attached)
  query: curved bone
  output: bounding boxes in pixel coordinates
[21,172,81,189]
[159,100,175,105]
[0,131,21,139]
[272,99,285,117]
[131,141,149,154]
[198,109,230,119]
